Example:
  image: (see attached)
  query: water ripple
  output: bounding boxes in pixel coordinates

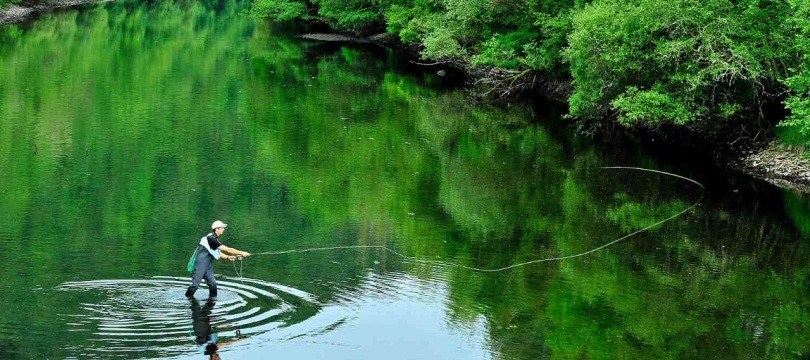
[56,276,321,358]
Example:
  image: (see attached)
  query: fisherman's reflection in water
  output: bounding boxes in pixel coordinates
[191,299,243,359]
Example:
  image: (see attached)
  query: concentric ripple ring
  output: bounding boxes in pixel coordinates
[56,276,321,358]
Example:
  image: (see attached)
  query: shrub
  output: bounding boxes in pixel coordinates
[778,0,810,145]
[250,0,307,21]
[1,0,21,9]
[566,0,792,128]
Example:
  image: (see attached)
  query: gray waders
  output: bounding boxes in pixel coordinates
[185,247,218,298]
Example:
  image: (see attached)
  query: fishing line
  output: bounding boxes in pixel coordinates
[232,258,244,278]
[235,166,704,274]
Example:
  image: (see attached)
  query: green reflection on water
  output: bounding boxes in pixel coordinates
[0,0,809,359]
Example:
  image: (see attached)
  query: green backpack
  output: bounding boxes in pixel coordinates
[186,246,201,272]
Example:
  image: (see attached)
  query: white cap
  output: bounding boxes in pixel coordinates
[211,220,228,229]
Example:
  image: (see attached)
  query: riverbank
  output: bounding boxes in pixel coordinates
[255,0,809,193]
[731,142,810,191]
[0,0,105,25]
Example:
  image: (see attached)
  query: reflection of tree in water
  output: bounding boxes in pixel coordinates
[240,46,810,356]
[436,139,810,358]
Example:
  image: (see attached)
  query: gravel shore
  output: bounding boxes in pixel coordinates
[731,142,810,192]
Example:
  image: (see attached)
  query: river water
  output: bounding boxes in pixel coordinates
[0,1,808,359]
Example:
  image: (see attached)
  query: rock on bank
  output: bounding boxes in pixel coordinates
[0,0,106,25]
[732,142,810,192]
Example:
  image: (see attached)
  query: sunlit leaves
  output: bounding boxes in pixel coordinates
[778,0,810,146]
[566,0,791,126]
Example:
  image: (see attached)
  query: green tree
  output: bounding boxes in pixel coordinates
[0,0,20,9]
[778,0,810,145]
[566,0,791,128]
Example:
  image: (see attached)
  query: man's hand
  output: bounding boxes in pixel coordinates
[226,255,236,261]
[241,252,251,258]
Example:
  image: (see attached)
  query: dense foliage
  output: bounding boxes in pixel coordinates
[0,0,20,8]
[251,0,810,144]
[568,0,790,127]
[778,0,810,144]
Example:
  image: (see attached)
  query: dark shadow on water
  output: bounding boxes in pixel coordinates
[191,299,244,360]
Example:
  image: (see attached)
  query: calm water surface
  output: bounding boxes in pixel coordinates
[1,1,809,359]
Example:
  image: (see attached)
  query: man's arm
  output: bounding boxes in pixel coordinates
[219,245,251,258]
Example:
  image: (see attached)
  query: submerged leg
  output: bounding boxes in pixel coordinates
[186,258,206,298]
[203,268,218,298]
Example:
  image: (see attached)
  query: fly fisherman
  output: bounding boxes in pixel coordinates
[185,220,251,300]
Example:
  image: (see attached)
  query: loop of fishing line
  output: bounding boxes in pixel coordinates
[233,166,704,274]
[232,258,244,278]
